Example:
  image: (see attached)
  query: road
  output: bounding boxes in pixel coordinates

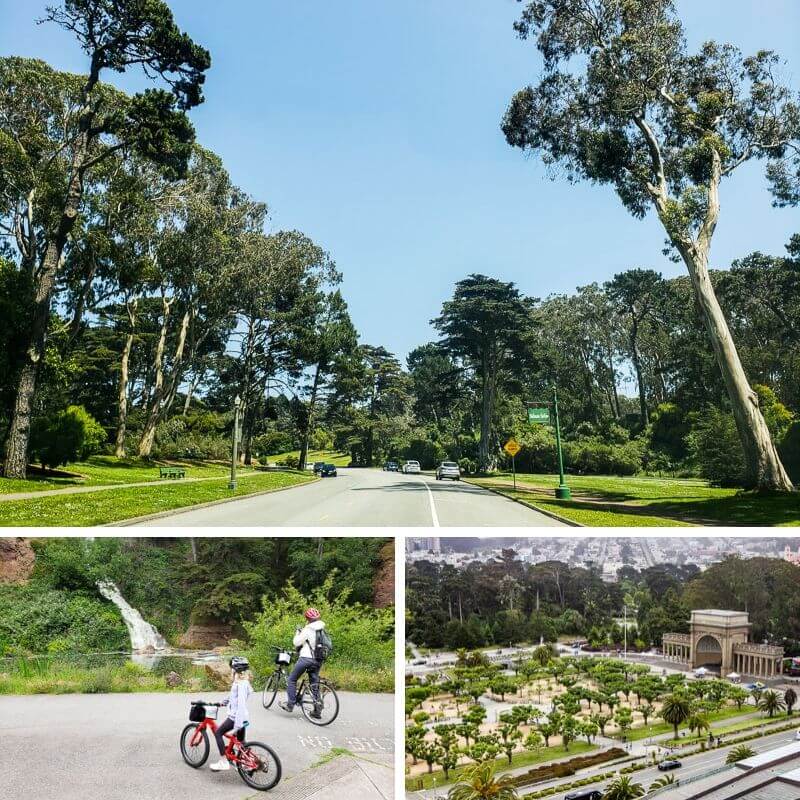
[137,468,565,527]
[0,690,393,800]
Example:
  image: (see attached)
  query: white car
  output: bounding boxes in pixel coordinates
[402,460,421,474]
[436,461,460,481]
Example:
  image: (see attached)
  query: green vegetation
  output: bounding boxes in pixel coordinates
[469,474,800,527]
[0,469,314,526]
[270,449,351,467]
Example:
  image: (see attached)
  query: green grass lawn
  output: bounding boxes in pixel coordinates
[405,742,596,791]
[0,469,315,526]
[469,473,800,526]
[618,704,751,741]
[269,448,351,467]
[0,455,240,494]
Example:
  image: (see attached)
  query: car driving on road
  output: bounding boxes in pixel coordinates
[658,759,682,771]
[312,461,325,474]
[402,460,421,474]
[383,461,398,471]
[436,461,460,480]
[320,463,337,477]
[565,790,602,800]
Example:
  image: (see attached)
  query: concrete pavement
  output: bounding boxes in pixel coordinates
[0,690,393,800]
[136,468,566,527]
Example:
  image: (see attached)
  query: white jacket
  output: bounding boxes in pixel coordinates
[227,678,251,729]
[293,620,326,660]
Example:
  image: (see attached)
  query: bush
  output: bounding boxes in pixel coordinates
[779,421,800,485]
[29,405,107,469]
[404,438,446,470]
[243,575,393,691]
[563,435,644,475]
[153,417,230,460]
[686,406,746,487]
[648,402,690,462]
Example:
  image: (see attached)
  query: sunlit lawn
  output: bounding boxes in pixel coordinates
[0,470,315,526]
[269,448,352,467]
[469,473,800,526]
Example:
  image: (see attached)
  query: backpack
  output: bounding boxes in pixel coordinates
[314,628,333,662]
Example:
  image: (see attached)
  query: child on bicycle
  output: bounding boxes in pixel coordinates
[279,607,325,719]
[210,656,252,772]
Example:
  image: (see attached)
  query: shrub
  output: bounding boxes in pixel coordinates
[29,405,107,469]
[686,406,746,487]
[563,435,644,475]
[243,575,393,691]
[404,438,446,469]
[648,402,690,462]
[153,417,230,460]
[779,422,800,485]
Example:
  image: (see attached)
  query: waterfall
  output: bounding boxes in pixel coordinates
[97,580,168,652]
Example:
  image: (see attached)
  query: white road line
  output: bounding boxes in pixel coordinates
[424,479,440,527]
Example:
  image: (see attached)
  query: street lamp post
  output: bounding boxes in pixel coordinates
[552,384,571,499]
[229,394,241,490]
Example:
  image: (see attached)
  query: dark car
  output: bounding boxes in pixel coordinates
[658,760,682,771]
[383,461,399,471]
[565,790,602,800]
[312,461,325,474]
[320,463,337,477]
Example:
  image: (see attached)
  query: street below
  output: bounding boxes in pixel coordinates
[134,468,566,527]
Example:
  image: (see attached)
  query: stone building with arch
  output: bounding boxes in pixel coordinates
[663,609,784,679]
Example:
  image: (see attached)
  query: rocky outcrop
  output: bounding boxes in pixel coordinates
[204,661,232,691]
[372,540,394,608]
[178,622,233,649]
[0,538,35,584]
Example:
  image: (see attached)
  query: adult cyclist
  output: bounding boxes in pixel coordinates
[279,608,326,719]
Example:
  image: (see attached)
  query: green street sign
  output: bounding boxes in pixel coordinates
[527,407,550,425]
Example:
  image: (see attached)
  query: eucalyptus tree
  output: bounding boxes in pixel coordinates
[433,274,536,472]
[503,0,798,490]
[0,0,209,478]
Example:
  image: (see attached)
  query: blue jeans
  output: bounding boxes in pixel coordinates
[287,657,320,707]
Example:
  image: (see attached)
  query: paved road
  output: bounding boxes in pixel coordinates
[0,691,393,800]
[137,468,565,527]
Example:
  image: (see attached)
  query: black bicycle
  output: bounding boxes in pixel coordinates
[261,646,339,726]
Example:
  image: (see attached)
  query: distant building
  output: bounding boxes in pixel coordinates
[663,609,783,679]
[784,544,800,565]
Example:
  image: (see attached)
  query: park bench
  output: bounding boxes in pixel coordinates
[159,466,186,480]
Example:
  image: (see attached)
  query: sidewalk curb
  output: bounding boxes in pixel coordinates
[106,476,320,527]
[465,480,583,527]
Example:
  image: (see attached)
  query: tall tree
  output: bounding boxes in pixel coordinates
[434,274,535,472]
[0,0,209,477]
[503,0,798,490]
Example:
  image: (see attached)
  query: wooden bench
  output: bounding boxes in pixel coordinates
[159,466,186,480]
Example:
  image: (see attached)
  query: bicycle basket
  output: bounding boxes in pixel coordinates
[189,703,206,722]
[275,650,291,666]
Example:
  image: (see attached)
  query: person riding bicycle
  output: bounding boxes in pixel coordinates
[210,656,252,772]
[279,608,326,719]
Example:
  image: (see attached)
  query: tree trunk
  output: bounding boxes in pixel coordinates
[298,363,322,471]
[137,296,173,458]
[479,350,496,473]
[629,322,649,425]
[114,298,138,458]
[678,241,793,489]
[3,135,89,478]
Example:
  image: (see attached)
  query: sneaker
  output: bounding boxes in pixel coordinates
[278,701,294,713]
[209,757,230,771]
[310,709,322,720]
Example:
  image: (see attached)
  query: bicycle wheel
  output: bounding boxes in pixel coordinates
[299,679,339,726]
[237,741,282,791]
[262,671,282,709]
[180,723,209,768]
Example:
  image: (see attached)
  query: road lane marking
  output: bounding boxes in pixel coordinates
[424,479,440,527]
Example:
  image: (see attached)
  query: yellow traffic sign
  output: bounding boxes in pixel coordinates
[504,438,521,457]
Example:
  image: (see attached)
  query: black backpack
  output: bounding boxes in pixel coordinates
[314,628,333,662]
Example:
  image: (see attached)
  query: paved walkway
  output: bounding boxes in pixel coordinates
[279,754,392,800]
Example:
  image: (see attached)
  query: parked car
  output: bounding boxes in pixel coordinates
[795,729,800,741]
[436,461,460,480]
[402,460,421,474]
[312,461,325,474]
[565,791,602,800]
[383,461,399,471]
[320,463,337,477]
[658,760,682,771]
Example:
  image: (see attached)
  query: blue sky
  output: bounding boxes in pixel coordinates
[1,1,798,360]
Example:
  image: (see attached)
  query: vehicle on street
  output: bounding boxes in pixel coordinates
[402,460,421,474]
[658,760,682,771]
[411,658,427,665]
[383,461,399,471]
[320,463,337,477]
[565,790,602,800]
[312,461,325,474]
[436,461,460,480]
[795,728,800,741]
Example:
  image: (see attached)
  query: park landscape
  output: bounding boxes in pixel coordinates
[0,1,798,526]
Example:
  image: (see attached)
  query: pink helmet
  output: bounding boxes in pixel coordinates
[304,607,321,621]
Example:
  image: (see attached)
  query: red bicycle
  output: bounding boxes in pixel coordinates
[179,701,282,791]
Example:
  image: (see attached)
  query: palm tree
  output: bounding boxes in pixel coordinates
[649,774,676,790]
[447,762,519,800]
[758,689,786,718]
[726,744,756,764]
[686,710,711,736]
[602,775,645,800]
[660,693,691,740]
